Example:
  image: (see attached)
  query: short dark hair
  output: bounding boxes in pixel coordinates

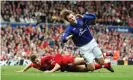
[60,9,74,21]
[30,55,37,62]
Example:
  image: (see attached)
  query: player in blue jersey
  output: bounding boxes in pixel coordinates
[60,9,114,72]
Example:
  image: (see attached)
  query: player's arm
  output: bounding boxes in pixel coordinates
[45,63,61,73]
[61,26,73,43]
[16,64,32,72]
[83,13,96,20]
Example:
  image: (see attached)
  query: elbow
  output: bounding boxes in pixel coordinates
[89,14,96,20]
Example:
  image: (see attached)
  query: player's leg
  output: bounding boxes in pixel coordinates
[79,51,96,71]
[73,57,86,65]
[93,46,114,72]
[73,57,107,72]
[78,39,103,71]
[92,46,105,64]
[72,65,89,72]
[66,65,88,72]
[74,63,113,72]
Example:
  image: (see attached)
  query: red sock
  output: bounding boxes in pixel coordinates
[94,64,102,70]
[104,63,110,68]
[94,62,110,70]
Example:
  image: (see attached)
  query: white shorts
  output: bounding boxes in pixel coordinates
[79,38,103,64]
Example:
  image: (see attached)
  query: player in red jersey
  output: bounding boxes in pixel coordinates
[45,53,114,72]
[16,53,114,72]
[16,55,55,72]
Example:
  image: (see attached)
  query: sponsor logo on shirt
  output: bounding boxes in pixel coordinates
[79,28,87,36]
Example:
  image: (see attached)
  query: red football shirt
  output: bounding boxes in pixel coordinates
[30,56,55,71]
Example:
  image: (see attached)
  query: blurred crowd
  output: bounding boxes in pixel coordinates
[1,24,133,61]
[92,25,133,61]
[1,1,133,26]
[0,24,76,60]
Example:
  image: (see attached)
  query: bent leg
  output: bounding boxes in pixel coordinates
[79,50,96,71]
[92,46,104,65]
[81,52,96,71]
[68,65,89,72]
[73,57,85,65]
[95,57,104,65]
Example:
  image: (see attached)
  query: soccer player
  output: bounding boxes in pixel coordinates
[16,55,54,72]
[60,9,114,72]
[16,54,113,72]
[45,53,113,72]
[16,54,85,72]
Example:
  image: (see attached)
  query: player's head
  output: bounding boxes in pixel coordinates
[30,55,39,64]
[60,9,77,24]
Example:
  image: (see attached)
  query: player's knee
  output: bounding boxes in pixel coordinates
[99,59,104,65]
[86,64,95,71]
[101,60,105,64]
[88,67,95,71]
[96,58,105,65]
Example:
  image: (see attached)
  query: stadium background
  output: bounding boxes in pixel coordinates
[1,1,133,80]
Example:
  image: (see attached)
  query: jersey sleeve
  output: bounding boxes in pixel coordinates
[61,26,72,43]
[41,56,57,67]
[83,13,96,21]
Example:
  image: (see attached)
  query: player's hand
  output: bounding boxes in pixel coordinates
[66,35,73,40]
[44,70,53,73]
[16,70,24,72]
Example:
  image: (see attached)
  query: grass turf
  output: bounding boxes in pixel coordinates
[1,65,133,80]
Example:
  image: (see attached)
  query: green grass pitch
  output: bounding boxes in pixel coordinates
[1,65,133,80]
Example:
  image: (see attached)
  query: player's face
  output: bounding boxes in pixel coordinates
[67,14,77,24]
[33,58,40,65]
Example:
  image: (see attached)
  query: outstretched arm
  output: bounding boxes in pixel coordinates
[45,63,61,73]
[16,64,32,72]
[61,25,73,43]
[60,34,73,48]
